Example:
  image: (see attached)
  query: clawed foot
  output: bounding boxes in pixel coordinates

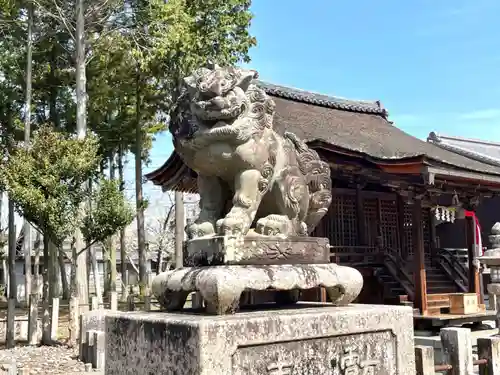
[157,291,190,311]
[256,214,293,236]
[326,285,347,305]
[186,221,216,239]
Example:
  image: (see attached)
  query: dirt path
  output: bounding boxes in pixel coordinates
[0,345,95,375]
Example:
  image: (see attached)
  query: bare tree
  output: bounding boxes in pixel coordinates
[123,193,176,275]
[147,201,175,272]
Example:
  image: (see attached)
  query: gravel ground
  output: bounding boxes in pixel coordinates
[0,345,96,375]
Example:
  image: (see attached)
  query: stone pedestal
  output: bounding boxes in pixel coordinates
[105,304,415,375]
[153,235,363,314]
[184,235,330,266]
[152,263,363,314]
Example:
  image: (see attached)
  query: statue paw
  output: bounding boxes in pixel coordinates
[187,221,216,239]
[216,215,249,236]
[256,214,293,236]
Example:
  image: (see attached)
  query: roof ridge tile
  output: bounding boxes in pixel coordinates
[255,80,388,117]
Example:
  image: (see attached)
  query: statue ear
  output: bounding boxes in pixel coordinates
[183,75,198,96]
[206,61,221,70]
[236,69,258,91]
[183,75,196,88]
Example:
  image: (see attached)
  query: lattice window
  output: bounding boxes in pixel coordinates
[422,208,431,255]
[315,194,358,247]
[402,203,432,258]
[380,198,399,252]
[403,203,413,257]
[363,198,378,246]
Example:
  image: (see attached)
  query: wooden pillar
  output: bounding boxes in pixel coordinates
[429,213,438,262]
[465,216,481,301]
[175,191,184,269]
[413,198,428,315]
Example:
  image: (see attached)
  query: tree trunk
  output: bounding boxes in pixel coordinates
[90,244,102,304]
[102,248,109,294]
[6,198,16,348]
[33,231,40,295]
[22,224,32,304]
[88,180,103,304]
[0,259,6,296]
[48,38,59,129]
[156,250,163,275]
[58,248,70,300]
[74,0,88,306]
[70,238,77,298]
[0,190,3,226]
[48,241,59,298]
[109,154,117,292]
[0,191,5,290]
[135,67,147,294]
[118,149,128,301]
[41,234,50,344]
[8,198,16,302]
[23,0,34,307]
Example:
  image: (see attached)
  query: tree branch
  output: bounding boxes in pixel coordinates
[75,238,99,257]
[126,254,139,274]
[32,0,75,40]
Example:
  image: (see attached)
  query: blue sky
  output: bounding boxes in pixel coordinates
[140,0,500,198]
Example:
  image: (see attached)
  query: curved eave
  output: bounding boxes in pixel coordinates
[144,152,195,192]
[146,142,500,194]
[144,151,181,180]
[309,140,500,187]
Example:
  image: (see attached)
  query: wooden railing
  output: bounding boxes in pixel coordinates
[438,248,468,275]
[416,327,499,374]
[437,248,468,292]
[329,245,379,265]
[382,249,415,300]
[329,245,415,301]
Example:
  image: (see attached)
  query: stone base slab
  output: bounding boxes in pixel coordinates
[104,304,415,375]
[151,263,363,314]
[184,235,330,266]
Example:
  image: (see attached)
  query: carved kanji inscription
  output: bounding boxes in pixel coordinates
[266,361,293,375]
[337,344,380,375]
[232,331,394,375]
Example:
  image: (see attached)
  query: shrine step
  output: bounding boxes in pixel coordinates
[427,286,458,294]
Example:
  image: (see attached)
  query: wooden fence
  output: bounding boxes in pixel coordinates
[416,327,500,374]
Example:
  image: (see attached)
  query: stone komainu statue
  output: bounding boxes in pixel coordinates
[169,65,332,238]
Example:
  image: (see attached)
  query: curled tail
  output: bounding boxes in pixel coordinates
[284,132,332,233]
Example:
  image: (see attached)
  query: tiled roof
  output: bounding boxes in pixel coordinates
[256,81,387,116]
[428,132,500,167]
[146,79,500,192]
